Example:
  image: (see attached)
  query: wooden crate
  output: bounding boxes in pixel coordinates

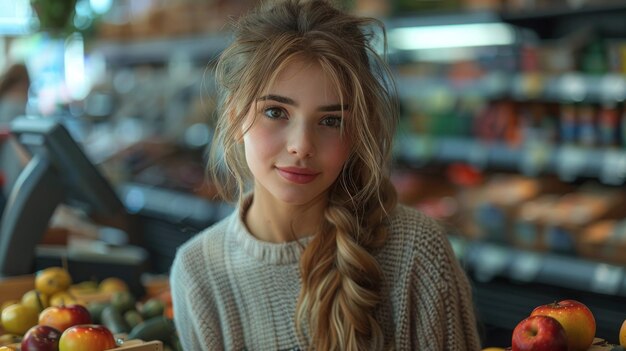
[1,340,163,351]
[112,340,163,351]
[0,274,115,306]
[0,275,34,304]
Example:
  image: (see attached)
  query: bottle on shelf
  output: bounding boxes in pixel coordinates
[577,104,597,147]
[559,103,578,145]
[597,102,619,147]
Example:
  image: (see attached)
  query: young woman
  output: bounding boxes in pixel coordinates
[170,0,481,349]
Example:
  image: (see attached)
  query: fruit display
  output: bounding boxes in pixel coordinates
[0,266,177,351]
[482,299,626,351]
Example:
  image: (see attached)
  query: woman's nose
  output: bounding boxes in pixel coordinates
[287,123,315,158]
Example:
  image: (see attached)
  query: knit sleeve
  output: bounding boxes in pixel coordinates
[441,234,482,351]
[170,240,224,350]
[410,217,482,351]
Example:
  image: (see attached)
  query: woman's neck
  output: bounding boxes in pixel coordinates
[244,188,327,243]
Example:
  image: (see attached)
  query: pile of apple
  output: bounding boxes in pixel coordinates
[0,267,122,351]
[511,299,598,351]
[0,266,178,351]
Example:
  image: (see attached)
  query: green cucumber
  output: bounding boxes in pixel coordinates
[139,298,165,319]
[124,309,144,329]
[101,305,131,334]
[127,316,175,343]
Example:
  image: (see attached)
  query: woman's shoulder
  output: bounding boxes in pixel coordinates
[384,204,452,257]
[382,204,460,278]
[389,204,444,238]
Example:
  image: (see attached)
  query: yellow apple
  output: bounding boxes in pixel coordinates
[35,267,72,296]
[98,277,128,293]
[0,303,38,335]
[21,289,49,312]
[49,291,79,307]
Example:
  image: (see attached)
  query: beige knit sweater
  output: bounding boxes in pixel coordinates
[170,202,482,350]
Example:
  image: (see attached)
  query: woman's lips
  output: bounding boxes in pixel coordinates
[276,167,320,184]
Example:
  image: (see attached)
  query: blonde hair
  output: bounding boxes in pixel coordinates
[209,0,398,349]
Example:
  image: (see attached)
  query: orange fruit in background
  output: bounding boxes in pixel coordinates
[619,320,626,347]
[0,303,38,335]
[35,267,72,296]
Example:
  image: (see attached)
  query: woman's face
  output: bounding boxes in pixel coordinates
[242,58,351,206]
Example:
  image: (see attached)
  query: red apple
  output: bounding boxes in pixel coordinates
[59,324,116,351]
[21,325,62,351]
[511,315,568,351]
[530,299,596,351]
[39,304,92,332]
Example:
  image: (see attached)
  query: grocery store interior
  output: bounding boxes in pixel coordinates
[1,0,626,348]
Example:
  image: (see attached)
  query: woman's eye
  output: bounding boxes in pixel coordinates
[263,107,286,119]
[321,116,342,128]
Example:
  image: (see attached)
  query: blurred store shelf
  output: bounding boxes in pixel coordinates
[395,134,626,185]
[397,73,626,103]
[451,237,626,296]
[91,33,232,66]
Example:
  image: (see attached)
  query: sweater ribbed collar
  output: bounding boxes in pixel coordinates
[228,195,314,265]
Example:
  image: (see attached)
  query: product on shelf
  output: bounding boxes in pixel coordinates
[512,194,561,251]
[472,175,542,242]
[541,187,626,254]
[578,219,626,265]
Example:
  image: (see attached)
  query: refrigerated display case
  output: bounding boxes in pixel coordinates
[387,3,626,345]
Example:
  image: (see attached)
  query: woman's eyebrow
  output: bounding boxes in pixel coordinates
[257,94,296,106]
[257,94,349,112]
[318,104,349,112]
